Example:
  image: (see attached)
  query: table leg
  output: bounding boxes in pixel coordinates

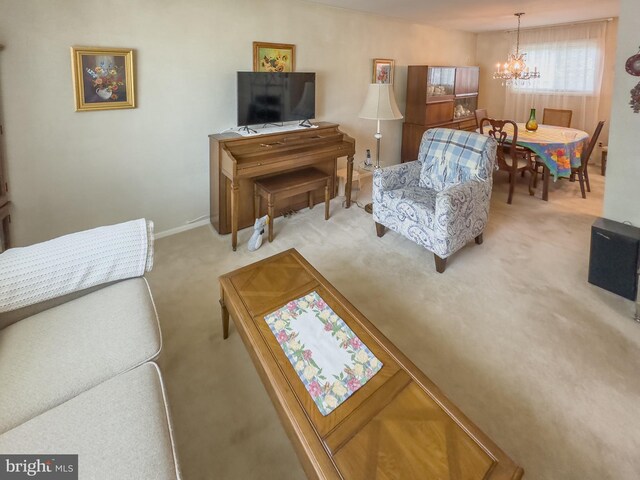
[542,165,550,202]
[345,155,354,208]
[231,181,239,251]
[308,191,314,209]
[220,288,230,339]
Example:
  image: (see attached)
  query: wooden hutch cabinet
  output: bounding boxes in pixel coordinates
[0,45,9,252]
[401,65,480,162]
[0,121,8,252]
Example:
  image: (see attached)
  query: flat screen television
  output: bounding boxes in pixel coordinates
[237,72,316,127]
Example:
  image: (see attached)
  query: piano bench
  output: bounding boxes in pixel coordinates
[254,168,331,243]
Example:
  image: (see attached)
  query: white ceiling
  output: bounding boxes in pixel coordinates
[305,0,619,32]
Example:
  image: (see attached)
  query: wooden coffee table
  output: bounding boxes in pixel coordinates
[219,249,523,479]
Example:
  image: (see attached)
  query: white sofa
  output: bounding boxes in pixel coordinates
[0,219,181,479]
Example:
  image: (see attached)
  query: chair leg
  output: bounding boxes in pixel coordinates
[584,166,591,192]
[434,254,447,273]
[528,166,536,196]
[601,151,607,176]
[475,233,483,245]
[507,171,516,204]
[375,222,385,238]
[577,170,586,199]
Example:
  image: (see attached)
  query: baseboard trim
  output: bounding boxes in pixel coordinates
[155,219,211,239]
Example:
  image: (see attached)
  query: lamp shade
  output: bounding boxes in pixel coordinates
[358,83,403,121]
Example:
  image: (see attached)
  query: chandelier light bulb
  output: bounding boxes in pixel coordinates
[492,13,541,87]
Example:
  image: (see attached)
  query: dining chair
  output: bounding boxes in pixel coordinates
[475,108,488,128]
[533,121,605,199]
[479,118,535,204]
[542,108,573,128]
[576,120,605,195]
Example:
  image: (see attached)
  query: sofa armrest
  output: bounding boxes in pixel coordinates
[0,219,154,315]
[435,180,492,235]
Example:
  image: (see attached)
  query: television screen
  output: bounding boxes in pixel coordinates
[237,72,316,127]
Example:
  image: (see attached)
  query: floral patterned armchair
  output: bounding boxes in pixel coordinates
[373,128,497,273]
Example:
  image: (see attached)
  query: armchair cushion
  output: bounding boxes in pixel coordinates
[418,128,495,191]
[376,187,438,230]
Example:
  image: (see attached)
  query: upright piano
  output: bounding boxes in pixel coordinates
[209,122,356,250]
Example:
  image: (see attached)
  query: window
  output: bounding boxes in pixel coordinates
[512,39,601,95]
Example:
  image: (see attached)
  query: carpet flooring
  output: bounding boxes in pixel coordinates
[147,168,640,480]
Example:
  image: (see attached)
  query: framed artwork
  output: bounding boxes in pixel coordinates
[70,46,135,111]
[253,42,295,72]
[373,58,394,84]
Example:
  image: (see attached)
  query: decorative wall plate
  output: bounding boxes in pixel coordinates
[625,49,640,76]
[630,81,640,113]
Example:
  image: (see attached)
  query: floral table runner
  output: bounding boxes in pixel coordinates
[264,291,383,416]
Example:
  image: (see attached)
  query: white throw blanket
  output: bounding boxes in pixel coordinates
[0,219,154,313]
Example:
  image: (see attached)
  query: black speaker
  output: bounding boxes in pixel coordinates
[588,218,640,301]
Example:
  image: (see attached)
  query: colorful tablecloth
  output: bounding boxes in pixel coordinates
[264,291,383,416]
[509,124,590,180]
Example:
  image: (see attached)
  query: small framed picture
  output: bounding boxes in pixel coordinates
[70,46,135,111]
[253,42,295,72]
[372,58,394,84]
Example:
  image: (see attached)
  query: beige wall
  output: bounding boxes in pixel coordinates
[475,19,618,149]
[0,0,476,245]
[603,0,640,225]
[476,29,511,121]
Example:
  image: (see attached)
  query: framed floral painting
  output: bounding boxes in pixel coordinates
[372,58,394,84]
[253,42,295,72]
[70,46,135,111]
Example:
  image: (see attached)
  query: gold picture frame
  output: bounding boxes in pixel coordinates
[372,58,394,84]
[71,46,135,111]
[253,42,295,72]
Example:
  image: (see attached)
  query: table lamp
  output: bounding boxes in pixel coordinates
[358,83,403,212]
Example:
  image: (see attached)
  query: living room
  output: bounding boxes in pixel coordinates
[1,0,639,479]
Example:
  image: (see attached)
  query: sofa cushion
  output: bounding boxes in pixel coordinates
[0,362,180,480]
[0,277,161,434]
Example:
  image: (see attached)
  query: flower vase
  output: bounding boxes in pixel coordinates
[96,88,112,100]
[525,108,538,132]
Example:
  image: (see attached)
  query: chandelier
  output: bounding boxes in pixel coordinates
[493,13,541,86]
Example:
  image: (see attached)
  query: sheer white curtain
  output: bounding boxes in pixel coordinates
[503,21,608,133]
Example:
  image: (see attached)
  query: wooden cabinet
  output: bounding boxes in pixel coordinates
[0,45,10,252]
[0,122,9,252]
[455,66,479,95]
[402,65,480,162]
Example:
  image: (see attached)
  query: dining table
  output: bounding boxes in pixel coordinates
[503,123,590,201]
